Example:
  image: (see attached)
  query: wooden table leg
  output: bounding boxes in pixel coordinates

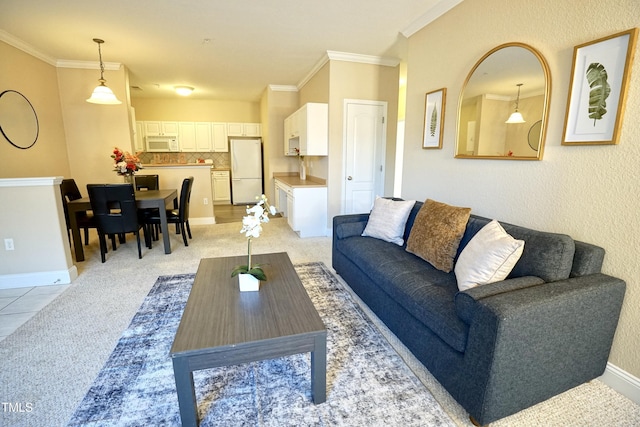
[311,333,327,404]
[172,357,199,427]
[159,200,172,254]
[68,208,85,262]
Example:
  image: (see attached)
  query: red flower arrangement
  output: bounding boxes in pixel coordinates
[111,147,143,176]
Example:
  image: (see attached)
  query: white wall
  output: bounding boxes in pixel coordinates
[0,178,77,288]
[402,0,640,378]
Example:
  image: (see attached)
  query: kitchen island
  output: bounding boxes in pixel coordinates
[142,163,216,225]
[274,173,327,237]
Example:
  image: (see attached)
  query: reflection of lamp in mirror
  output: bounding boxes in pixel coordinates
[86,38,122,105]
[505,83,525,123]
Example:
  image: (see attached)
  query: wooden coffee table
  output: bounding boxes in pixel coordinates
[170,252,327,427]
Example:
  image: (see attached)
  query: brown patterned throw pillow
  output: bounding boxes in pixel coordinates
[406,199,471,273]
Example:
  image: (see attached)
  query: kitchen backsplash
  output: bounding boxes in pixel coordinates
[139,152,230,168]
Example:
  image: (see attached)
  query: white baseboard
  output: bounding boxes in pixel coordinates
[189,217,215,225]
[0,266,78,289]
[600,362,640,405]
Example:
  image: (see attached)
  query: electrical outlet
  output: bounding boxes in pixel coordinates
[203,198,209,205]
[4,238,14,251]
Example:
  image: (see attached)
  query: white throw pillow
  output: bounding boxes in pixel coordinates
[455,219,525,291]
[362,197,416,246]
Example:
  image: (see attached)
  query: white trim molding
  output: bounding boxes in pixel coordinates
[600,362,640,405]
[0,177,62,188]
[297,50,400,91]
[269,85,299,92]
[0,29,57,65]
[0,266,78,290]
[401,0,464,38]
[56,59,121,71]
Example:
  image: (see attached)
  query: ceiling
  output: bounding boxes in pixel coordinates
[0,0,461,102]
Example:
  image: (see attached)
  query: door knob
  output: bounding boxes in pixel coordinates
[347,176,353,180]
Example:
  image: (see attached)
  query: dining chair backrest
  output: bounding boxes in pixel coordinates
[60,178,84,227]
[134,174,159,191]
[178,177,194,221]
[87,184,140,235]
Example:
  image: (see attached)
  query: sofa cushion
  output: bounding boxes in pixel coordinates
[455,219,525,291]
[362,197,416,245]
[406,199,471,273]
[336,235,469,352]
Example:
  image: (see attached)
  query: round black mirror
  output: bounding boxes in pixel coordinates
[0,90,39,149]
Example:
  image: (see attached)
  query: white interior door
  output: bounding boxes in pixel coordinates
[343,100,386,214]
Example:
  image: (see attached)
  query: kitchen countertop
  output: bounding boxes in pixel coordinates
[143,163,230,171]
[274,173,326,188]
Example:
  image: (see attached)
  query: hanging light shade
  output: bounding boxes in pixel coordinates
[505,83,525,124]
[86,38,122,105]
[174,86,194,96]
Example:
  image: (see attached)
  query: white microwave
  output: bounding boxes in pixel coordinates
[146,136,179,152]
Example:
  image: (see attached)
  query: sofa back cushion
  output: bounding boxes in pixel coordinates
[458,216,576,282]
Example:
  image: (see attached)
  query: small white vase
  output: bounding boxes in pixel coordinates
[299,160,307,180]
[238,273,260,292]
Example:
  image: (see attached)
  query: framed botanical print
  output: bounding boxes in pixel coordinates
[562,28,638,145]
[423,88,446,149]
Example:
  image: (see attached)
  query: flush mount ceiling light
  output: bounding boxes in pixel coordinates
[174,86,194,96]
[86,38,122,105]
[505,83,525,124]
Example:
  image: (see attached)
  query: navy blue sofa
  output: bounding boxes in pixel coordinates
[332,200,625,425]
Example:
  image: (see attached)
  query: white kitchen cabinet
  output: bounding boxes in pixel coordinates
[211,122,229,152]
[178,122,196,151]
[284,103,328,156]
[212,170,231,204]
[195,122,212,151]
[144,121,179,136]
[134,121,145,152]
[274,178,327,237]
[228,122,262,137]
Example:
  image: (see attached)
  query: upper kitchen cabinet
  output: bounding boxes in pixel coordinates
[195,122,212,151]
[212,122,229,152]
[145,121,179,136]
[178,122,196,151]
[284,103,328,156]
[227,122,261,137]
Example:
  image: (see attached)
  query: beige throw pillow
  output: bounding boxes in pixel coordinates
[455,219,525,291]
[406,199,471,273]
[362,197,416,245]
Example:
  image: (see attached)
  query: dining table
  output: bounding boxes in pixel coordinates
[67,188,178,262]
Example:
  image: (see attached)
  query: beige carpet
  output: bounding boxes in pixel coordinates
[0,217,639,426]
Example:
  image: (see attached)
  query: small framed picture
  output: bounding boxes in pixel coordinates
[562,28,638,145]
[423,88,446,149]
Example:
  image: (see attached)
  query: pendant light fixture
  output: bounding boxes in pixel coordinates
[505,83,525,124]
[86,38,122,105]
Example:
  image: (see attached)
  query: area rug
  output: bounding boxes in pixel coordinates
[67,262,455,426]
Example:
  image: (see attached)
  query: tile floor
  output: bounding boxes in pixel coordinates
[0,284,69,341]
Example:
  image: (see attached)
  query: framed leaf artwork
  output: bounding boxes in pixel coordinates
[562,28,637,145]
[423,88,446,149]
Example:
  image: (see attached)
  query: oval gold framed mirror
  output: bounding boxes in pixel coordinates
[455,43,551,160]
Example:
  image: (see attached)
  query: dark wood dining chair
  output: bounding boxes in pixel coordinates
[87,183,151,263]
[60,178,97,246]
[144,176,194,246]
[134,174,160,238]
[134,174,159,191]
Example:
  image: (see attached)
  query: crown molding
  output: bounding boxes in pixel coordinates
[56,60,121,71]
[0,30,56,66]
[297,50,400,90]
[268,85,299,92]
[401,0,464,38]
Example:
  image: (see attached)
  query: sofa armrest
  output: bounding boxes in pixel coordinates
[459,273,626,424]
[333,213,370,240]
[455,276,545,324]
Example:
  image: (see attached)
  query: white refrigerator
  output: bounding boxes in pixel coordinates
[230,138,263,205]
